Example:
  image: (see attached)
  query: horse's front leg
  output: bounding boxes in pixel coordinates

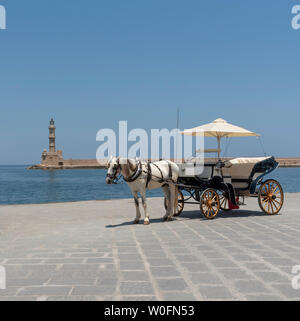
[132,191,141,224]
[140,190,150,225]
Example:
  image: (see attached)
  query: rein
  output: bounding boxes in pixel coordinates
[106,171,122,184]
[112,174,123,184]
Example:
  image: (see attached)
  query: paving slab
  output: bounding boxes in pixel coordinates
[0,194,300,301]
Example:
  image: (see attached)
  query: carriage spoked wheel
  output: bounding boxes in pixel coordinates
[219,192,231,212]
[164,190,185,217]
[258,179,284,215]
[200,189,220,220]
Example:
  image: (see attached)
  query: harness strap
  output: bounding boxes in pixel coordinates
[168,162,173,182]
[152,163,164,183]
[145,161,175,187]
[146,162,152,188]
[123,161,142,183]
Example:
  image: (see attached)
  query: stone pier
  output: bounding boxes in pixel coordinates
[0,194,300,301]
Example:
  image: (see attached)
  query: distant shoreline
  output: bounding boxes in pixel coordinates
[26,157,300,170]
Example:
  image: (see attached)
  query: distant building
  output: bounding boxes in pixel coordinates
[41,118,64,166]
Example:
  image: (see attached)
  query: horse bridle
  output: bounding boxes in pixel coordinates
[107,158,143,184]
[106,158,121,183]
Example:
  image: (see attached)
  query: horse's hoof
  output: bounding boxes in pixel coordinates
[133,220,140,224]
[144,220,150,225]
[165,216,174,222]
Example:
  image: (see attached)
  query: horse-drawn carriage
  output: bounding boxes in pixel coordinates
[167,156,284,219]
[165,118,284,219]
[107,118,284,225]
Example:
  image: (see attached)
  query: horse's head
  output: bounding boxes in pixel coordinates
[106,156,120,184]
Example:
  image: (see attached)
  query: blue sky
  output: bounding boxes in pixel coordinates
[0,0,299,164]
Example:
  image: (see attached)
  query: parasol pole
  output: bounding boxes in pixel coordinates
[217,136,221,159]
[175,107,180,161]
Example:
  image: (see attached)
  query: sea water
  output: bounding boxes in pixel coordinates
[0,166,299,205]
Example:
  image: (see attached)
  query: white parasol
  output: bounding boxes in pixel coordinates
[181,118,260,158]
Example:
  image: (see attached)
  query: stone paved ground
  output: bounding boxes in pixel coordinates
[0,194,300,301]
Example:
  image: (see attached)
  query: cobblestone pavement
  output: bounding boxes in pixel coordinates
[0,194,300,301]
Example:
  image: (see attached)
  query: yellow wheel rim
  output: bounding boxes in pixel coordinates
[176,191,184,216]
[201,189,220,219]
[259,179,284,215]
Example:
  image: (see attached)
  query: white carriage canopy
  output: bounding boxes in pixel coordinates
[180,118,260,158]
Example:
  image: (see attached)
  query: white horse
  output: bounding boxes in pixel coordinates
[106,157,179,225]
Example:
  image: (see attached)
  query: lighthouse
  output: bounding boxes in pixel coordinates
[49,118,56,152]
[41,118,63,167]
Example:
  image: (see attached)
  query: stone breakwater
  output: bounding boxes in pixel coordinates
[27,158,300,170]
[28,159,108,170]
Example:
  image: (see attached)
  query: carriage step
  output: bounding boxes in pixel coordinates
[228,198,239,210]
[229,203,239,210]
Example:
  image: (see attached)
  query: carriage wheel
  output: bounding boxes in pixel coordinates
[200,189,220,220]
[164,190,185,217]
[258,179,284,215]
[219,192,231,212]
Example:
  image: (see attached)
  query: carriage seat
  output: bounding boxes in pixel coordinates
[222,157,273,189]
[225,157,271,166]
